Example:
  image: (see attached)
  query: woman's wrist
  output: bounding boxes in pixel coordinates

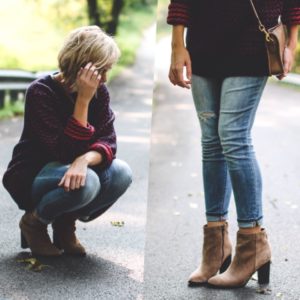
[77,151,102,166]
[171,25,185,49]
[287,25,298,53]
[73,97,89,127]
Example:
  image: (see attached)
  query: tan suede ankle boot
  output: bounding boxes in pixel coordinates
[207,228,271,288]
[188,222,232,286]
[19,212,62,256]
[52,212,86,256]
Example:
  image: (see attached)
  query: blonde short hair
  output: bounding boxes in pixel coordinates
[58,25,120,87]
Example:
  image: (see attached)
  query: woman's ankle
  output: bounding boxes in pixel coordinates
[239,226,261,234]
[207,221,227,227]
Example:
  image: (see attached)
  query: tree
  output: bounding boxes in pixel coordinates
[107,0,124,35]
[87,0,101,27]
[86,0,124,35]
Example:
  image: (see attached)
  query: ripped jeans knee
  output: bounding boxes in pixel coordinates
[197,111,216,122]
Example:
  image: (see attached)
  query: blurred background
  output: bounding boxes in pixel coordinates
[0,0,156,117]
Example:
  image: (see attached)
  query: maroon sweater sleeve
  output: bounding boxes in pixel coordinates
[25,82,95,163]
[167,0,190,27]
[88,84,116,168]
[282,0,300,25]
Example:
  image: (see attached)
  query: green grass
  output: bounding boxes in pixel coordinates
[0,100,25,119]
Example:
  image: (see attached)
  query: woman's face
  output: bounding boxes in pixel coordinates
[97,65,112,86]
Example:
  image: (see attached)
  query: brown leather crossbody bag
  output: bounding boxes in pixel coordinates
[250,0,287,75]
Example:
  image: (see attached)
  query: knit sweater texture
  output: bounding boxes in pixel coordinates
[167,0,300,76]
[2,75,116,210]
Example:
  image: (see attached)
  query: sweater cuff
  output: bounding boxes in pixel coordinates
[64,116,95,140]
[282,7,300,25]
[167,2,190,27]
[89,142,113,167]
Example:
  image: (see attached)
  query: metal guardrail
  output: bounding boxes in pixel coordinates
[0,70,55,109]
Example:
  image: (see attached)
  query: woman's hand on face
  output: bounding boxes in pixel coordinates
[58,156,88,192]
[76,62,102,102]
[169,46,192,89]
[277,47,296,80]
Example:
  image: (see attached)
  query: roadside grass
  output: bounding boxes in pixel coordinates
[0,100,24,119]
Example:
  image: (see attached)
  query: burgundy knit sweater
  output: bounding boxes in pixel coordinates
[2,75,116,210]
[167,0,300,76]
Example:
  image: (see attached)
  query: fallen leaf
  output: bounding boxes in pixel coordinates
[111,221,125,227]
[17,258,50,272]
[256,287,272,295]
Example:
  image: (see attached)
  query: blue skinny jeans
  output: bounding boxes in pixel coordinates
[31,159,132,224]
[191,75,268,228]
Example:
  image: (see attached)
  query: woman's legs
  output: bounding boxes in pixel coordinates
[31,161,101,224]
[207,76,271,288]
[27,159,132,255]
[189,76,233,284]
[218,76,268,228]
[189,75,269,285]
[191,75,232,223]
[192,75,268,227]
[76,159,133,221]
[32,159,132,223]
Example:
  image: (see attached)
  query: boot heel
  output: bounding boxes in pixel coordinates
[257,261,271,284]
[21,231,28,249]
[220,254,231,273]
[53,231,62,249]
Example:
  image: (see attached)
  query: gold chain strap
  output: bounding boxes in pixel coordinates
[249,0,273,42]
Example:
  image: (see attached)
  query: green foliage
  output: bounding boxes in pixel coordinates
[0,0,156,116]
[0,100,24,119]
[0,0,155,72]
[109,4,156,80]
[292,45,300,74]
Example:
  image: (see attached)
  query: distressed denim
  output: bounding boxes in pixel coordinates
[31,159,132,224]
[191,75,268,228]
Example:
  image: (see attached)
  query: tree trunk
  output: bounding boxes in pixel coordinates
[87,0,101,27]
[106,0,124,35]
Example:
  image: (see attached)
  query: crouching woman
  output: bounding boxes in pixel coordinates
[2,26,132,257]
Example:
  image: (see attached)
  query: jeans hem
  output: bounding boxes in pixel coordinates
[35,212,52,225]
[238,218,263,228]
[206,214,228,222]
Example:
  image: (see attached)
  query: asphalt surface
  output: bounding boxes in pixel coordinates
[0,27,155,300]
[144,36,300,300]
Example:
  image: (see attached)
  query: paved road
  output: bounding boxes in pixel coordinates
[144,36,300,300]
[0,27,155,300]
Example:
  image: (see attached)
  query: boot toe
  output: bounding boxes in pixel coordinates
[64,243,86,256]
[188,269,209,286]
[207,274,227,287]
[31,245,63,257]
